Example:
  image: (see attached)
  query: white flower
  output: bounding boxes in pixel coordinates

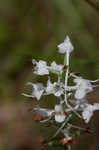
[46,78,54,94]
[49,61,64,73]
[54,104,66,123]
[32,59,64,75]
[34,106,54,117]
[22,82,44,100]
[82,103,99,123]
[46,78,64,97]
[70,97,87,109]
[74,77,93,99]
[65,77,93,99]
[32,59,49,75]
[58,36,74,54]
[34,104,66,123]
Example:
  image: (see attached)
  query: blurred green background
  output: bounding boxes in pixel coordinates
[0,0,99,150]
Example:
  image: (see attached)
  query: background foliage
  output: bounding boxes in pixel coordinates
[0,0,99,150]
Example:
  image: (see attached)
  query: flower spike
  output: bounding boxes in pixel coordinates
[22,36,99,150]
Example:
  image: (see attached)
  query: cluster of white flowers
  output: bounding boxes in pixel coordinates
[23,36,99,142]
[32,59,64,76]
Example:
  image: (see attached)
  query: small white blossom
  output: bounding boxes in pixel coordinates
[58,36,74,54]
[32,59,64,75]
[65,77,93,99]
[34,106,54,117]
[82,103,99,123]
[54,105,66,123]
[49,61,64,73]
[46,78,64,97]
[74,77,93,99]
[46,78,54,94]
[70,97,87,109]
[34,104,66,123]
[22,82,44,100]
[32,59,49,75]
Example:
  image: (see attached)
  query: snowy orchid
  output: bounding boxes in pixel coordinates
[58,36,74,54]
[34,106,54,117]
[82,103,99,123]
[70,97,87,109]
[46,77,64,97]
[22,82,44,100]
[58,36,74,66]
[73,78,93,99]
[32,59,49,75]
[23,36,99,150]
[34,104,66,123]
[49,61,64,73]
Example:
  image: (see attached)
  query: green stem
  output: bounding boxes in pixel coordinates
[64,53,69,105]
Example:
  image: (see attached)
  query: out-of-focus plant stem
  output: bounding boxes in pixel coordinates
[67,145,71,150]
[85,0,99,11]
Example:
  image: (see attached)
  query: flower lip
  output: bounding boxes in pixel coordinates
[55,114,66,123]
[55,104,63,113]
[54,104,66,123]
